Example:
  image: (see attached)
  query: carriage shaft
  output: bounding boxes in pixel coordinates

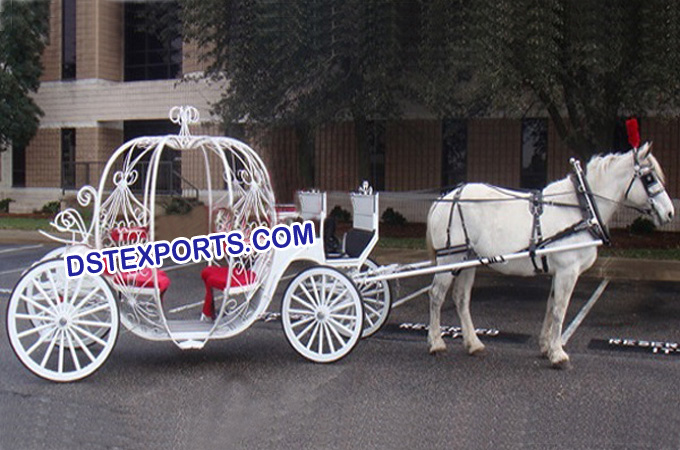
[363,240,603,283]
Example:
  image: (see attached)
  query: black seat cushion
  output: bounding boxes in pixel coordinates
[344,229,374,258]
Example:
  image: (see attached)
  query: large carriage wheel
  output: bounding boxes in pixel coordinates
[282,266,363,363]
[357,258,391,338]
[6,259,119,382]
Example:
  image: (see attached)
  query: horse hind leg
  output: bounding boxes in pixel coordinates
[453,268,485,355]
[428,271,454,354]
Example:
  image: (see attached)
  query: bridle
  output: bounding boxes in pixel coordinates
[622,149,667,218]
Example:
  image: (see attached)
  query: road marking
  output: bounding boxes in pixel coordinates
[0,244,43,255]
[0,267,28,276]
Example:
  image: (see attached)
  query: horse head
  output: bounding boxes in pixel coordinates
[624,142,675,226]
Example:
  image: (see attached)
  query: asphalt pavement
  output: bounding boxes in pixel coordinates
[0,242,679,449]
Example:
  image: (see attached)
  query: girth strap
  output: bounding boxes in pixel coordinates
[529,190,549,273]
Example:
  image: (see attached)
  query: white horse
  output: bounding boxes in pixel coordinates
[425,143,674,368]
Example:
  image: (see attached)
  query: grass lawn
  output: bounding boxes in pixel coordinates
[0,217,53,231]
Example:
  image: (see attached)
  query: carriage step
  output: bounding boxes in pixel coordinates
[177,340,205,350]
[166,319,213,343]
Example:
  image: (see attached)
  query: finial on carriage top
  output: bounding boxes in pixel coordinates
[358,181,373,195]
[169,106,200,137]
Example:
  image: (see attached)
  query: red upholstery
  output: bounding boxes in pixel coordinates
[110,226,148,243]
[111,268,171,295]
[200,266,256,318]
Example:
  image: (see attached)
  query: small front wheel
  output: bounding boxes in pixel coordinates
[6,259,119,382]
[281,266,363,363]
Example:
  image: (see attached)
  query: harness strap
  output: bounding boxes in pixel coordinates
[569,172,611,245]
[529,190,549,273]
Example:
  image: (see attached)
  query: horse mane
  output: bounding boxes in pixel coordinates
[585,149,666,185]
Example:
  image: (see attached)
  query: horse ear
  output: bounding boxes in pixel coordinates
[638,141,652,160]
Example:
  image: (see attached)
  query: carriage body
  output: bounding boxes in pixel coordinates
[6,107,374,381]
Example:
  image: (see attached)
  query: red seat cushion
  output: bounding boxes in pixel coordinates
[200,266,256,290]
[200,266,256,318]
[110,226,148,243]
[112,268,171,294]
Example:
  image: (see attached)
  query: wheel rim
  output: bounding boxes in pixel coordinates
[357,259,391,338]
[282,267,363,363]
[7,260,119,382]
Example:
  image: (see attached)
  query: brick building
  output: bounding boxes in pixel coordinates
[4,0,680,229]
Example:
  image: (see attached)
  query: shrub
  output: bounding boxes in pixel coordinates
[0,198,13,213]
[330,205,351,222]
[382,207,407,226]
[629,217,656,235]
[41,201,61,215]
[163,197,200,215]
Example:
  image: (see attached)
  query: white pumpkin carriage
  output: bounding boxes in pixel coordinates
[5,107,390,382]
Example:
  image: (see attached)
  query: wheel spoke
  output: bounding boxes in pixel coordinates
[327,288,349,309]
[67,274,85,306]
[58,330,65,373]
[19,295,54,316]
[327,319,347,346]
[40,331,60,368]
[328,317,356,337]
[287,308,314,316]
[323,323,335,353]
[71,324,107,347]
[290,294,315,312]
[330,298,355,313]
[330,313,359,321]
[298,283,318,308]
[46,270,63,306]
[31,280,58,309]
[72,303,110,319]
[17,322,53,339]
[306,323,320,350]
[295,319,316,340]
[68,329,95,362]
[14,313,52,322]
[360,287,382,297]
[25,329,53,356]
[317,321,324,354]
[290,315,315,329]
[308,276,322,307]
[362,302,380,317]
[324,278,339,306]
[65,328,81,371]
[72,287,104,312]
[72,319,111,329]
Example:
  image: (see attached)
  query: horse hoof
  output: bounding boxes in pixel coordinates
[429,342,447,355]
[551,359,572,370]
[467,343,486,356]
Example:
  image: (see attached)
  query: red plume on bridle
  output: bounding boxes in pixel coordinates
[626,117,640,149]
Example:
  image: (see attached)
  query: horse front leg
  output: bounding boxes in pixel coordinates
[453,268,485,355]
[428,271,453,354]
[539,285,555,357]
[548,269,579,369]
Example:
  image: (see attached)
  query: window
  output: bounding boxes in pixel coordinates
[124,120,181,193]
[366,121,385,191]
[12,145,26,188]
[124,2,182,81]
[62,0,76,79]
[61,129,76,189]
[441,119,467,188]
[520,118,548,189]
